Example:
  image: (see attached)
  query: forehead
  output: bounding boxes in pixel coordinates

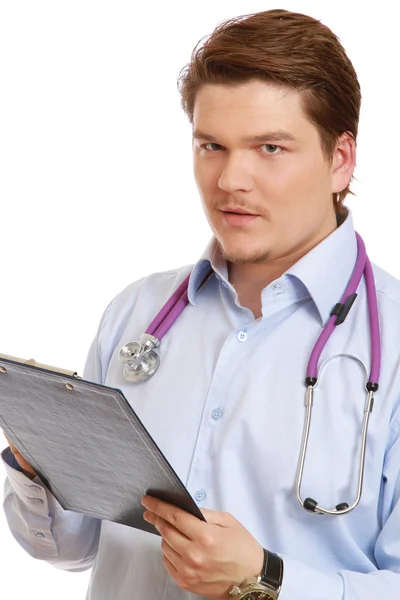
[192,80,317,141]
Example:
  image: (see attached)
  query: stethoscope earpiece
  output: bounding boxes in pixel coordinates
[303,497,350,515]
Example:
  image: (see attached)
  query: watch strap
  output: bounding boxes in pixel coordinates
[260,549,284,590]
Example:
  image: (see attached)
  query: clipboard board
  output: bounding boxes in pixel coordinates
[0,354,206,535]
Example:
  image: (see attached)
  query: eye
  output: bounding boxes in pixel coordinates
[200,143,222,152]
[260,144,282,154]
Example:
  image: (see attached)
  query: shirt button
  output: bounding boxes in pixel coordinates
[28,498,44,505]
[211,408,223,420]
[237,331,248,342]
[35,533,45,539]
[26,484,41,491]
[194,489,206,502]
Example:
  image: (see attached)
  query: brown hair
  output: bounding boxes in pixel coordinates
[177,9,361,214]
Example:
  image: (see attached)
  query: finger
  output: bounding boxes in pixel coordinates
[161,538,182,570]
[142,496,204,540]
[144,511,191,554]
[200,508,234,527]
[162,554,179,581]
[7,440,21,456]
[4,434,15,451]
[5,437,22,458]
[4,437,23,460]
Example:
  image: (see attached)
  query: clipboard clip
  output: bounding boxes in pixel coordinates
[0,353,80,378]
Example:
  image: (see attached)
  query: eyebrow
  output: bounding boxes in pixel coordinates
[192,129,298,143]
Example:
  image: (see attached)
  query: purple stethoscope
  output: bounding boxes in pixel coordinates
[119,232,381,516]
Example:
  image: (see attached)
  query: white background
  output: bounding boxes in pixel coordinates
[0,1,398,597]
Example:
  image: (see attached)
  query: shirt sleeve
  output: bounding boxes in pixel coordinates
[2,445,100,571]
[1,334,104,571]
[279,413,400,600]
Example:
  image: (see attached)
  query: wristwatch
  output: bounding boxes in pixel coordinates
[229,549,284,600]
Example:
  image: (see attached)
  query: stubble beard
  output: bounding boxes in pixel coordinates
[218,240,271,265]
[211,198,271,266]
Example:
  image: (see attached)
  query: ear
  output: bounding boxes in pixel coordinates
[331,132,356,194]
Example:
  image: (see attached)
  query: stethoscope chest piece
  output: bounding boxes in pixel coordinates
[119,335,160,383]
[122,350,160,383]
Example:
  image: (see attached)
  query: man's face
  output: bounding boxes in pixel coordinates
[192,80,349,266]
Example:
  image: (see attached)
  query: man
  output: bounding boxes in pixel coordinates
[2,8,400,600]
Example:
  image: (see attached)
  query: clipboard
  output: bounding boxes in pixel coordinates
[0,354,206,535]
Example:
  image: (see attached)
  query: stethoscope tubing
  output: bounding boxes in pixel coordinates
[297,232,380,515]
[146,274,191,339]
[119,231,381,516]
[307,232,380,384]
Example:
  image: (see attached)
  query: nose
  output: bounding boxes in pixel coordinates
[217,151,254,194]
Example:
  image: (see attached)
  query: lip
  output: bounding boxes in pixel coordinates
[221,206,258,216]
[221,209,259,227]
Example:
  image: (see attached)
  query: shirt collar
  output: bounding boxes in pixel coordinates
[188,210,358,325]
[187,239,224,305]
[286,210,357,324]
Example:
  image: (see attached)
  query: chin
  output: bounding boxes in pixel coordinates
[219,244,271,265]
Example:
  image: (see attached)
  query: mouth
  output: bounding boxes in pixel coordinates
[221,207,259,216]
[220,207,260,227]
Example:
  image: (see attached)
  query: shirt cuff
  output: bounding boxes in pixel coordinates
[2,446,25,471]
[1,446,48,508]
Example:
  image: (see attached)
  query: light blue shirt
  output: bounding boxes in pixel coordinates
[2,211,400,599]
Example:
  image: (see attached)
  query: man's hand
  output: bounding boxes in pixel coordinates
[141,495,263,599]
[3,434,37,479]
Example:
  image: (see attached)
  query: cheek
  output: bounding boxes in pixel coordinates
[259,153,330,206]
[194,160,220,198]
